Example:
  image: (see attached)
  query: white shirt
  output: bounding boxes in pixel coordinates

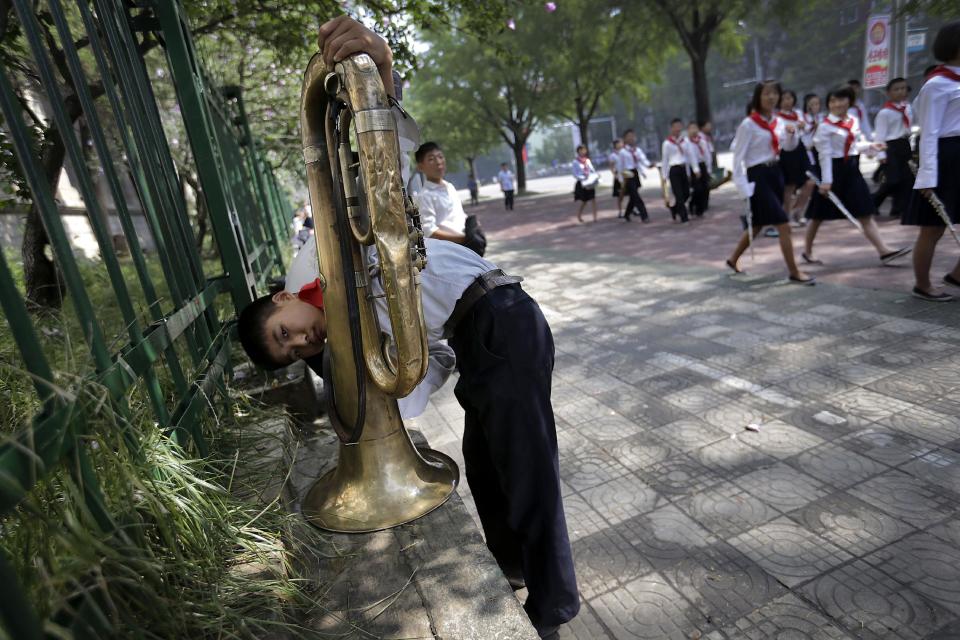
[661,136,698,172]
[413,179,467,238]
[572,157,598,182]
[800,112,822,149]
[849,99,873,138]
[686,134,713,173]
[285,238,496,418]
[913,66,960,190]
[618,145,651,177]
[730,114,799,198]
[607,150,621,172]
[497,169,515,191]
[873,101,914,142]
[814,114,876,184]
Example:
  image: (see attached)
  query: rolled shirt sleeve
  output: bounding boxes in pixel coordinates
[731,120,755,199]
[914,87,947,190]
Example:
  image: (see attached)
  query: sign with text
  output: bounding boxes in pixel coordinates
[863,14,891,90]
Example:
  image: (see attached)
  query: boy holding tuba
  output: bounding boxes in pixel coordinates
[237,16,579,639]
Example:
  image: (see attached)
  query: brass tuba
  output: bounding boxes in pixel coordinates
[299,51,458,532]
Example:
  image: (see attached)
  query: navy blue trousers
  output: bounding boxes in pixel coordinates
[449,285,580,633]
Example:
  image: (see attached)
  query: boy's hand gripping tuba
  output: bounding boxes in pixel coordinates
[299,52,458,532]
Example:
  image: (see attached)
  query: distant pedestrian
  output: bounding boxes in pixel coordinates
[497,163,515,211]
[608,139,624,216]
[468,173,480,206]
[618,128,651,222]
[848,79,873,140]
[686,121,711,217]
[661,118,696,223]
[572,145,599,223]
[903,22,960,301]
[777,90,813,225]
[872,78,914,218]
[726,80,813,284]
[803,86,910,267]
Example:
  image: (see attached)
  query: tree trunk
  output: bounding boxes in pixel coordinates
[511,141,527,193]
[22,131,68,309]
[578,119,590,154]
[466,156,477,179]
[690,46,712,126]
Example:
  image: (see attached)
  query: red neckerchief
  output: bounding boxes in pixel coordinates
[777,110,800,121]
[929,65,960,82]
[804,112,819,133]
[689,134,706,159]
[749,111,780,155]
[824,115,855,160]
[882,101,910,129]
[298,278,324,309]
[626,144,640,164]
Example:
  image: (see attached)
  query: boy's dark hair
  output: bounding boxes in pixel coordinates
[778,89,798,109]
[848,79,862,87]
[698,120,711,128]
[576,144,587,153]
[687,120,698,127]
[415,141,442,163]
[933,21,960,62]
[622,128,635,136]
[750,80,782,113]
[669,118,682,126]
[501,162,508,167]
[886,77,908,91]
[802,93,819,114]
[826,86,856,105]
[924,64,939,78]
[613,137,623,144]
[238,295,284,370]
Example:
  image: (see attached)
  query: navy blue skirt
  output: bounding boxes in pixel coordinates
[903,136,960,226]
[747,163,789,226]
[807,157,875,220]
[779,142,811,186]
[574,180,596,202]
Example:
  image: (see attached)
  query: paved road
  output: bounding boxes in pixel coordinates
[409,181,960,639]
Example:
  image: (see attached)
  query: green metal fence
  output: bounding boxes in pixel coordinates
[0,0,288,636]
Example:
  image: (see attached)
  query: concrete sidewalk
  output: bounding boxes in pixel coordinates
[408,202,960,638]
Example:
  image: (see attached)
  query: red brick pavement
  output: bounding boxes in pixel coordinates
[472,182,960,294]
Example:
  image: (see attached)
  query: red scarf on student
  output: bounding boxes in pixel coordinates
[804,112,819,133]
[928,65,960,82]
[825,116,856,159]
[777,110,800,121]
[882,101,910,129]
[749,111,780,155]
[298,278,324,309]
[688,134,705,159]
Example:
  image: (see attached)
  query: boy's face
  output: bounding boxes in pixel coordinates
[888,81,908,102]
[829,95,850,117]
[670,122,682,137]
[624,132,636,145]
[263,293,327,365]
[417,149,446,182]
[701,122,712,134]
[687,124,699,137]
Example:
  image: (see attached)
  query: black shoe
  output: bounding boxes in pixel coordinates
[801,252,823,265]
[881,247,911,265]
[538,626,560,640]
[789,275,816,286]
[764,228,780,238]
[913,287,954,301]
[943,273,960,288]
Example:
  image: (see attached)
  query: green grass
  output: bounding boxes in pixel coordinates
[0,251,335,639]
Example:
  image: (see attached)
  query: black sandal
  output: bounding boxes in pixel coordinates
[943,273,960,288]
[801,252,823,265]
[789,275,816,286]
[726,259,743,274]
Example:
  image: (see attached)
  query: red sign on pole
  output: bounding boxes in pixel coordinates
[863,14,891,90]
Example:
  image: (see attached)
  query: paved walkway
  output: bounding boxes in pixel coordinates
[409,183,960,639]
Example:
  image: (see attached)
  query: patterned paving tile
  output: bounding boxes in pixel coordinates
[662,386,733,415]
[605,433,677,473]
[578,414,644,446]
[879,407,960,446]
[848,470,960,528]
[556,395,619,427]
[698,402,770,435]
[775,372,857,399]
[830,389,916,424]
[788,491,916,557]
[580,476,667,525]
[837,427,936,467]
[734,463,829,512]
[562,494,609,543]
[692,436,776,475]
[560,448,630,493]
[678,482,781,538]
[592,574,708,640]
[572,528,654,599]
[619,505,717,570]
[557,600,614,640]
[865,373,954,405]
[663,542,787,627]
[636,454,725,500]
[818,361,897,386]
[779,404,871,442]
[729,518,853,587]
[651,418,728,453]
[865,532,960,615]
[716,593,854,638]
[737,420,827,459]
[901,449,960,494]
[790,443,890,489]
[802,560,953,639]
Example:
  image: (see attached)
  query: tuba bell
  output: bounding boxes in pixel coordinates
[299,51,459,532]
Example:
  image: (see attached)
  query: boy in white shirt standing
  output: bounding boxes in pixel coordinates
[414,141,486,255]
[497,163,516,210]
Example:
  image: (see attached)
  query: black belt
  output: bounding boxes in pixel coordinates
[443,269,523,339]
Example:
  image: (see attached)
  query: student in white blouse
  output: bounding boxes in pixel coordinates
[776,90,814,225]
[725,80,813,284]
[848,79,874,141]
[686,121,712,217]
[661,118,698,223]
[872,78,916,217]
[903,22,960,302]
[572,145,599,223]
[618,129,652,222]
[413,142,486,256]
[803,86,910,267]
